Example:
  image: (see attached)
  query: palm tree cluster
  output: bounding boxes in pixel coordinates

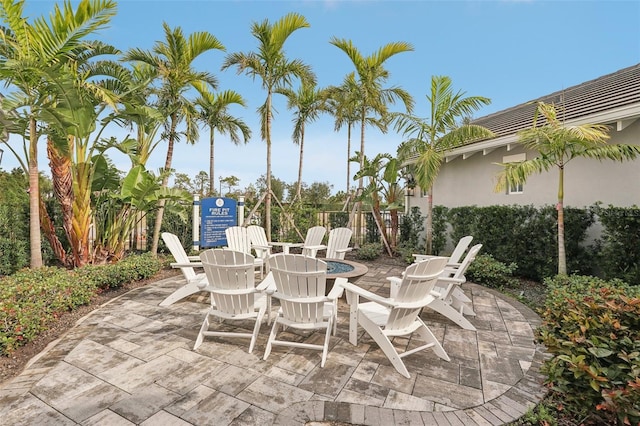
[2,0,631,274]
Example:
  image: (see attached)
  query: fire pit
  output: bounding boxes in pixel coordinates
[323,258,368,295]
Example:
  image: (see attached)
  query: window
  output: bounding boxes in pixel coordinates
[508,181,523,194]
[503,153,526,195]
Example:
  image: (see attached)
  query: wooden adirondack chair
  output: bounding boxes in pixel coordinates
[343,257,450,378]
[159,232,207,306]
[389,243,482,331]
[263,254,346,367]
[413,235,473,267]
[194,249,273,353]
[225,226,265,278]
[300,226,327,258]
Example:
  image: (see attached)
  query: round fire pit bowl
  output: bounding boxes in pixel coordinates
[322,258,368,295]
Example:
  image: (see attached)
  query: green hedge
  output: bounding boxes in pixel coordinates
[0,253,162,355]
[537,275,640,424]
[447,204,595,281]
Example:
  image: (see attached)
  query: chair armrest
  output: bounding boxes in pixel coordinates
[170,262,203,268]
[438,276,465,284]
[341,281,397,308]
[252,244,272,250]
[335,248,353,254]
[386,276,402,285]
[328,277,347,299]
[303,244,327,251]
[256,272,276,293]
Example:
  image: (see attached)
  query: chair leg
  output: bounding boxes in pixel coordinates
[249,308,265,354]
[321,318,333,368]
[427,299,476,331]
[263,319,279,361]
[358,313,410,378]
[415,318,450,362]
[193,313,210,350]
[160,282,202,306]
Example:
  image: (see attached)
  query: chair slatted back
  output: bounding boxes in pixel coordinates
[326,227,353,259]
[162,232,197,282]
[225,226,252,254]
[200,249,256,316]
[386,257,448,332]
[448,244,482,281]
[301,226,326,257]
[269,254,328,323]
[247,225,270,259]
[449,236,473,265]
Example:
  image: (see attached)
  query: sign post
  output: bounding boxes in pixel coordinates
[200,197,238,248]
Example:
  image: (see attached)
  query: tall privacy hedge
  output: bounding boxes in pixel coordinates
[592,204,640,285]
[435,204,640,282]
[446,204,595,281]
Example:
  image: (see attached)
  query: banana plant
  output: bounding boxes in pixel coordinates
[91,160,190,263]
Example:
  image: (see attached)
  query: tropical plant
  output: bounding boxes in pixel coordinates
[124,22,225,255]
[0,0,118,268]
[394,75,493,254]
[277,82,329,202]
[495,102,640,274]
[353,151,405,252]
[222,12,315,240]
[195,89,251,196]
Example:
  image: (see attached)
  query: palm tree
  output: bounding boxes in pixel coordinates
[329,38,413,245]
[195,89,251,196]
[222,12,315,240]
[326,74,360,197]
[124,22,225,255]
[0,0,117,268]
[276,82,329,202]
[496,102,640,275]
[329,38,413,194]
[394,75,493,254]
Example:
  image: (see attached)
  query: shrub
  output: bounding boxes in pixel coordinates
[537,275,640,425]
[466,254,518,288]
[0,254,163,355]
[593,204,640,285]
[355,242,383,261]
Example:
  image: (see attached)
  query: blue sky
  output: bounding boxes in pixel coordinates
[3,0,640,195]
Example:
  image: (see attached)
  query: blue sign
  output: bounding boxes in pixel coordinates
[200,197,237,248]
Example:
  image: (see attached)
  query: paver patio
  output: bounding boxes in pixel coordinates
[0,258,547,425]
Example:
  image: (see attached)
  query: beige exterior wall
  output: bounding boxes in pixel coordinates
[408,119,640,211]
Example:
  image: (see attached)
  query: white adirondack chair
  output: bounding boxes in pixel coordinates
[342,257,450,378]
[324,227,353,259]
[159,232,207,306]
[194,249,273,353]
[247,225,272,261]
[263,254,346,367]
[225,226,265,278]
[300,226,327,258]
[413,235,473,268]
[389,243,482,331]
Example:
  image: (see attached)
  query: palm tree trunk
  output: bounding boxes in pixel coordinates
[346,124,351,197]
[209,127,215,196]
[426,186,433,255]
[354,112,366,247]
[28,116,43,268]
[46,137,72,266]
[265,92,273,241]
[295,126,305,202]
[151,114,177,255]
[557,166,567,274]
